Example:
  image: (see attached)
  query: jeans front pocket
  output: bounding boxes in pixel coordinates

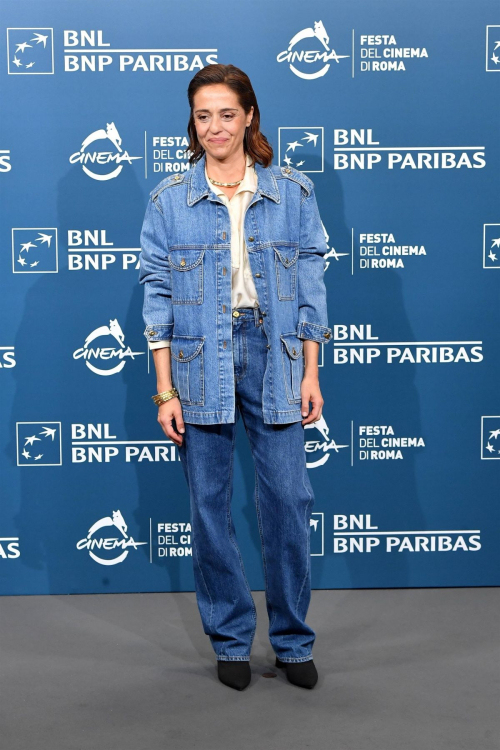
[273,244,299,300]
[168,247,205,304]
[280,331,304,404]
[170,335,205,406]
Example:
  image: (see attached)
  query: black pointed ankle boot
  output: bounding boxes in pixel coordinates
[275,656,318,689]
[217,660,251,690]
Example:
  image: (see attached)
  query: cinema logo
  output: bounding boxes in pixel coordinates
[334,129,486,170]
[63,30,217,72]
[277,20,349,79]
[304,415,349,469]
[69,122,142,181]
[71,423,179,463]
[73,319,145,376]
[68,230,140,271]
[76,510,147,566]
[334,515,481,554]
[333,325,483,365]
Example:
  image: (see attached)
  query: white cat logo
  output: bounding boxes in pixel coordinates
[76,510,147,566]
[277,21,349,80]
[69,122,142,181]
[304,414,349,468]
[73,318,145,376]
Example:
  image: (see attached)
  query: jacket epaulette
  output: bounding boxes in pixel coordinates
[276,164,314,197]
[150,172,187,202]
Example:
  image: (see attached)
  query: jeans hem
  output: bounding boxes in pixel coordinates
[275,654,313,663]
[216,655,251,662]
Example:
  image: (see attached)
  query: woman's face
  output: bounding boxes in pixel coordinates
[193,83,253,162]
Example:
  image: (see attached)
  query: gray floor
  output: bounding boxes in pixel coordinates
[1,588,498,749]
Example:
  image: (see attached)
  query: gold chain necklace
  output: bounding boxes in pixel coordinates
[208,175,244,187]
[207,161,246,187]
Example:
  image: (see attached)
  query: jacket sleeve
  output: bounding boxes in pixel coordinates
[296,187,332,345]
[138,196,174,345]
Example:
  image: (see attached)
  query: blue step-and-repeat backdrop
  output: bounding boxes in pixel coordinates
[1,1,499,595]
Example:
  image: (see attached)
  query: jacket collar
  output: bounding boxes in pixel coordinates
[187,151,280,207]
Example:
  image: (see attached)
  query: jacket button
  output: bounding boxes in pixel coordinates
[248,236,254,242]
[180,258,186,266]
[148,331,157,336]
[292,348,297,355]
[266,344,271,349]
[284,167,291,173]
[179,350,184,358]
[232,310,240,317]
[324,332,331,339]
[254,273,261,277]
[174,175,181,180]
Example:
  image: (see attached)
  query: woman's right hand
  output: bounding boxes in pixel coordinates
[157,397,185,446]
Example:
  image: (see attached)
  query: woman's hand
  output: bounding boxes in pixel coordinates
[157,397,185,446]
[300,374,324,426]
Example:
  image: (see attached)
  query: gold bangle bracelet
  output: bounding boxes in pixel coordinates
[152,387,179,406]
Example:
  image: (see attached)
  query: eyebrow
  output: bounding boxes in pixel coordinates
[194,107,239,114]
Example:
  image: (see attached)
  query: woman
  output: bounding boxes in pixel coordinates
[139,64,332,691]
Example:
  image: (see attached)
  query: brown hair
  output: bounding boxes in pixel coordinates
[186,64,273,168]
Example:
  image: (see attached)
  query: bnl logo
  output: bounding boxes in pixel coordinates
[485,26,500,72]
[7,29,54,74]
[310,513,324,556]
[278,127,324,172]
[12,228,58,273]
[481,417,500,459]
[16,422,62,466]
[483,224,500,268]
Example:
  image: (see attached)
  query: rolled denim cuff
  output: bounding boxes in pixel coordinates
[297,320,332,344]
[149,340,171,350]
[144,323,174,343]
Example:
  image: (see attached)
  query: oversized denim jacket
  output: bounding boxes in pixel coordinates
[138,152,332,425]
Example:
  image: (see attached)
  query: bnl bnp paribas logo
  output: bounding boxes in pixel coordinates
[277,21,349,79]
[6,28,54,74]
[11,228,58,273]
[73,319,145,376]
[278,127,324,172]
[486,26,500,72]
[69,122,142,180]
[483,224,500,268]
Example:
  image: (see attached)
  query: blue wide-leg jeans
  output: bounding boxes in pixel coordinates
[177,306,316,663]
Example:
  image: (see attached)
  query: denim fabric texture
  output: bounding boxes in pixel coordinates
[138,152,332,425]
[177,307,316,663]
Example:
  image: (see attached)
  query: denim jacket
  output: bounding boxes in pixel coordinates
[138,152,332,425]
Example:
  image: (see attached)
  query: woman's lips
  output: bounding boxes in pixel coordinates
[209,139,228,143]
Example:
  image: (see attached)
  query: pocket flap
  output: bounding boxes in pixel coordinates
[168,247,205,271]
[280,332,304,359]
[170,335,205,362]
[273,245,299,268]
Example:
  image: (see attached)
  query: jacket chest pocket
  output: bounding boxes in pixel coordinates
[168,247,205,304]
[170,335,205,406]
[273,245,299,300]
[280,332,304,403]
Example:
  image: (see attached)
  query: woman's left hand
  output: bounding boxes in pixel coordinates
[300,375,324,426]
